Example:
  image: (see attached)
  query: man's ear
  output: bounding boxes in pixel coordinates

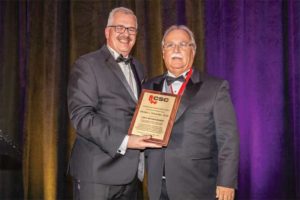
[104,27,109,39]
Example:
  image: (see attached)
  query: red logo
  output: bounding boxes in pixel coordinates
[148,95,169,104]
[148,95,157,104]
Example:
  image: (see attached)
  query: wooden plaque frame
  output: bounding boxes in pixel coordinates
[128,89,181,146]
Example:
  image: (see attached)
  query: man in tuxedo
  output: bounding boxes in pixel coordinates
[144,25,239,200]
[68,7,160,199]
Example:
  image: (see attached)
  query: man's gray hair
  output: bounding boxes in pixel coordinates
[162,25,197,50]
[107,7,138,28]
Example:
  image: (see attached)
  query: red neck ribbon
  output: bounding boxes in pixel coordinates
[170,68,193,96]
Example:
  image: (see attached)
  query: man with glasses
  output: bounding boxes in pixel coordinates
[68,7,161,199]
[144,25,239,200]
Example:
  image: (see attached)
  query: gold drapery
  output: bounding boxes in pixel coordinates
[0,1,204,199]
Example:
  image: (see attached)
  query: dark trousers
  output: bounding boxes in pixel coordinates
[73,177,141,200]
[159,179,169,200]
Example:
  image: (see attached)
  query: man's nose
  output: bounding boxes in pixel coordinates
[173,44,180,52]
[122,28,130,36]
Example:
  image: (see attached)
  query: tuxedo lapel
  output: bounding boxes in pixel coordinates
[102,46,138,102]
[175,69,202,122]
[152,77,165,92]
[150,70,202,122]
[130,63,141,97]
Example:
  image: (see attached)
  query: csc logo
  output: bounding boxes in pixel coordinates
[148,95,169,104]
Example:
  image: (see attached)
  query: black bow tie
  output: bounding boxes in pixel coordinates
[116,55,132,65]
[165,75,185,85]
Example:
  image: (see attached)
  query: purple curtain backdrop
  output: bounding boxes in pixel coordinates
[204,1,300,199]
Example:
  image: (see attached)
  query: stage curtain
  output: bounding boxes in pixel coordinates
[205,1,300,199]
[0,0,204,199]
[2,0,299,200]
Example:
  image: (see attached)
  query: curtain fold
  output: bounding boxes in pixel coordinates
[284,0,300,198]
[24,1,61,199]
[205,0,300,199]
[0,1,24,198]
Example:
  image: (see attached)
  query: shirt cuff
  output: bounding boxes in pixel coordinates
[117,135,129,155]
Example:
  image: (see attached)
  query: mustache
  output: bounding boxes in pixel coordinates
[117,35,132,42]
[171,53,183,59]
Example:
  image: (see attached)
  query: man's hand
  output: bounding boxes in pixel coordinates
[127,135,162,149]
[216,186,235,200]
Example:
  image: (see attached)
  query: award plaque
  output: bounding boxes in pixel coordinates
[128,89,181,146]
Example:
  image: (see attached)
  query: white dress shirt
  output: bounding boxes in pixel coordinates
[107,46,144,182]
[107,45,139,155]
[163,70,190,94]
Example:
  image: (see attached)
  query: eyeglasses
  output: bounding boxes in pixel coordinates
[163,42,195,50]
[108,25,138,35]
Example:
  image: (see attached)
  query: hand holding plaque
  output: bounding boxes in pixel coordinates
[128,89,181,146]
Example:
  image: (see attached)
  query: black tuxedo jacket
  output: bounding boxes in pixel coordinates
[68,45,145,184]
[144,68,239,200]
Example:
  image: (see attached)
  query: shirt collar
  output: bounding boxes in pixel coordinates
[167,68,190,78]
[107,45,129,60]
